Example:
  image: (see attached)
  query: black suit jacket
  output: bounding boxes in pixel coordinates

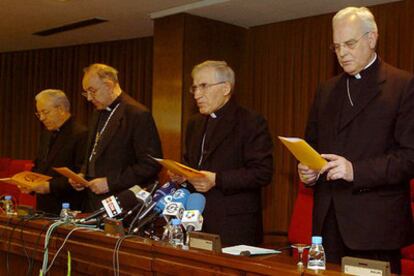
[184,99,273,246]
[306,58,414,250]
[33,118,88,215]
[83,92,162,211]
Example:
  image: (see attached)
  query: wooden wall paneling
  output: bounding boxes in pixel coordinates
[152,14,186,162]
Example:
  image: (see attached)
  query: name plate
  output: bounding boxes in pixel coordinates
[342,256,390,276]
[188,232,221,253]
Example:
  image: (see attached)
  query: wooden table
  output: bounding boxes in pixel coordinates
[0,215,345,275]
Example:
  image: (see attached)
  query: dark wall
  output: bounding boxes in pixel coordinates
[0,37,153,159]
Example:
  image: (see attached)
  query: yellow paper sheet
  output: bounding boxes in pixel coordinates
[278,136,327,170]
[0,171,52,188]
[53,167,89,186]
[150,156,204,179]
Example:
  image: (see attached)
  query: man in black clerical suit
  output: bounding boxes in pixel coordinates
[171,60,273,246]
[298,7,414,273]
[21,89,88,215]
[70,63,162,211]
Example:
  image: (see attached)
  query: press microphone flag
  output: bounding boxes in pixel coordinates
[162,201,185,219]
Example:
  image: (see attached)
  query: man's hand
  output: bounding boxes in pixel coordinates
[18,181,50,194]
[88,177,109,194]
[321,154,354,182]
[167,170,187,184]
[188,171,216,193]
[298,163,320,185]
[68,173,87,191]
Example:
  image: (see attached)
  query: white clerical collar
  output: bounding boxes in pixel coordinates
[354,53,377,79]
[210,113,217,119]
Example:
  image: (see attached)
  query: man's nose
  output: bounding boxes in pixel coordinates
[337,45,348,58]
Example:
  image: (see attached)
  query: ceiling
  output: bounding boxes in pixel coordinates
[0,0,400,53]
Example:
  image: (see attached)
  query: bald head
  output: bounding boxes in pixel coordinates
[332,7,378,76]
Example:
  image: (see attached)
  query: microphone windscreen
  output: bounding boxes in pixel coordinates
[116,189,141,210]
[153,181,177,202]
[186,193,206,213]
[154,194,169,213]
[171,188,190,206]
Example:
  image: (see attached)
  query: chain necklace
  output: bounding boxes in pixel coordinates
[346,78,354,107]
[88,103,120,162]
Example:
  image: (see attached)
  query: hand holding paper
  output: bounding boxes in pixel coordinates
[53,167,89,190]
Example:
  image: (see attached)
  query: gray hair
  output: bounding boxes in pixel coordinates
[83,63,119,83]
[333,7,378,33]
[35,89,70,112]
[192,60,235,90]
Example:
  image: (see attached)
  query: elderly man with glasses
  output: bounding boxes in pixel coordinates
[170,60,273,246]
[298,7,414,273]
[70,63,162,212]
[23,89,88,215]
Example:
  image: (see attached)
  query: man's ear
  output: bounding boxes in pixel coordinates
[103,79,115,90]
[368,31,378,49]
[56,105,65,115]
[223,82,232,96]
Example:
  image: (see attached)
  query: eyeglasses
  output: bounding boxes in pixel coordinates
[189,81,226,94]
[35,107,56,119]
[329,32,370,52]
[81,88,98,98]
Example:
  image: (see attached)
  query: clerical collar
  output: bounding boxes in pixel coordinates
[105,92,122,111]
[52,116,72,132]
[208,98,233,119]
[354,53,377,79]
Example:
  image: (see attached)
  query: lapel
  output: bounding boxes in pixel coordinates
[338,63,386,132]
[47,119,73,164]
[202,100,237,163]
[189,116,208,167]
[94,98,124,159]
[322,75,346,137]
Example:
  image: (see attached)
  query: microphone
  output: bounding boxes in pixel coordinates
[127,182,178,234]
[102,186,151,218]
[181,193,206,232]
[130,193,171,234]
[79,185,144,222]
[185,192,206,212]
[162,188,190,220]
[153,181,177,202]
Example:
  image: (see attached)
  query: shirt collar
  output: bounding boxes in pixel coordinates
[354,53,377,79]
[105,92,122,111]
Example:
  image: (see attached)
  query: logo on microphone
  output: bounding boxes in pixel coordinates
[173,189,186,200]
